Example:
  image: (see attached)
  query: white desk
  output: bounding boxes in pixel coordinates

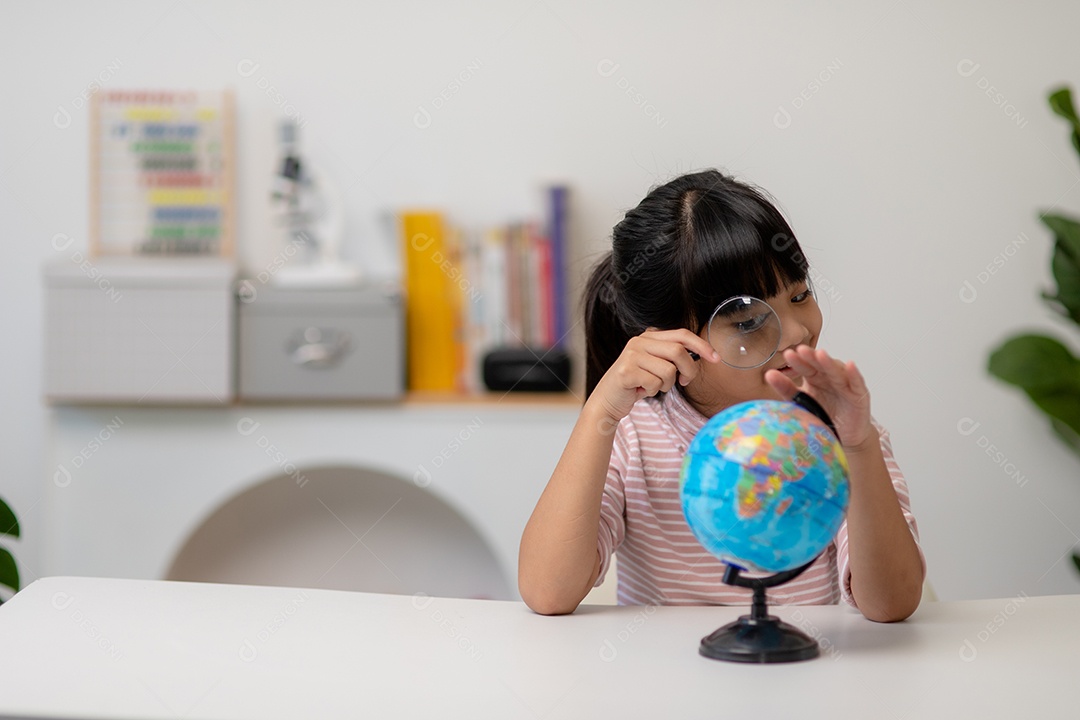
[0,577,1074,719]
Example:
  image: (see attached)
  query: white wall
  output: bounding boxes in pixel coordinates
[3,0,1080,601]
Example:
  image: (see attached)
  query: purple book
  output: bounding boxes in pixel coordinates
[547,185,569,346]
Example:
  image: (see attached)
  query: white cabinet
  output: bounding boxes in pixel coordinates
[45,401,579,600]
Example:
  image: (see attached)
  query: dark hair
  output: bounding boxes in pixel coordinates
[584,169,810,398]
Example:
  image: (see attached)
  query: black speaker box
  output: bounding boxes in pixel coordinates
[482,347,572,392]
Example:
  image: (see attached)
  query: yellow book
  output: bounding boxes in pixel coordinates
[401,211,458,391]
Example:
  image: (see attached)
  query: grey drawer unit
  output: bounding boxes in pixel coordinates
[44,257,235,404]
[237,283,404,400]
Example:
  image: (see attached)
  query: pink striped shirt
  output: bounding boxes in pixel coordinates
[594,386,924,608]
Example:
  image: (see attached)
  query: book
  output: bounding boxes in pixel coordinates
[536,227,555,347]
[399,185,572,393]
[547,185,569,345]
[400,211,458,391]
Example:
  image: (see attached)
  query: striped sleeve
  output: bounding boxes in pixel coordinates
[834,422,926,609]
[594,420,631,587]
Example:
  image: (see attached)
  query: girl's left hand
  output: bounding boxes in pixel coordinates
[765,346,876,451]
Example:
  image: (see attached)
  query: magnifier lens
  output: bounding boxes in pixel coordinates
[706,296,782,369]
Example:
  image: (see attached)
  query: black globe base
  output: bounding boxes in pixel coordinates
[698,560,821,664]
[694,395,841,665]
[700,614,819,663]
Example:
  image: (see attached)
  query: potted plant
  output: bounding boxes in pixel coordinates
[988,85,1080,574]
[0,497,19,604]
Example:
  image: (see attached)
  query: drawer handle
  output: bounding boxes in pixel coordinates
[287,328,351,369]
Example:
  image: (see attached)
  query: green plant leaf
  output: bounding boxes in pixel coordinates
[988,334,1080,439]
[1049,418,1080,458]
[1073,552,1080,575]
[0,499,18,539]
[1048,87,1080,158]
[988,334,1080,390]
[1047,245,1080,322]
[1028,389,1080,447]
[1040,214,1080,322]
[0,547,18,594]
[1042,214,1080,256]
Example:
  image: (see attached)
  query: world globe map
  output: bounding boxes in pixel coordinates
[680,399,851,574]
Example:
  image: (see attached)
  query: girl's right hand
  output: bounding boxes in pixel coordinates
[589,328,719,424]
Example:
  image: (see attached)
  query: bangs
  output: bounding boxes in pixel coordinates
[678,185,808,329]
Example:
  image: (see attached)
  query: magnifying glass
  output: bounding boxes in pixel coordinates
[704,295,782,369]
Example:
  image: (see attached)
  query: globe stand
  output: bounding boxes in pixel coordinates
[692,392,843,664]
[699,560,819,663]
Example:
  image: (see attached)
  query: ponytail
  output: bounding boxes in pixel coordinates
[584,253,631,399]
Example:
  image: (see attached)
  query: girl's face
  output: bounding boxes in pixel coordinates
[683,279,822,417]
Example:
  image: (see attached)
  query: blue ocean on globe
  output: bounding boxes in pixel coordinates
[679,399,851,573]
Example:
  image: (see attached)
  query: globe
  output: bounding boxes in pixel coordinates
[680,399,851,574]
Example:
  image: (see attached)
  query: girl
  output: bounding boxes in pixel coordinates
[518,169,925,622]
